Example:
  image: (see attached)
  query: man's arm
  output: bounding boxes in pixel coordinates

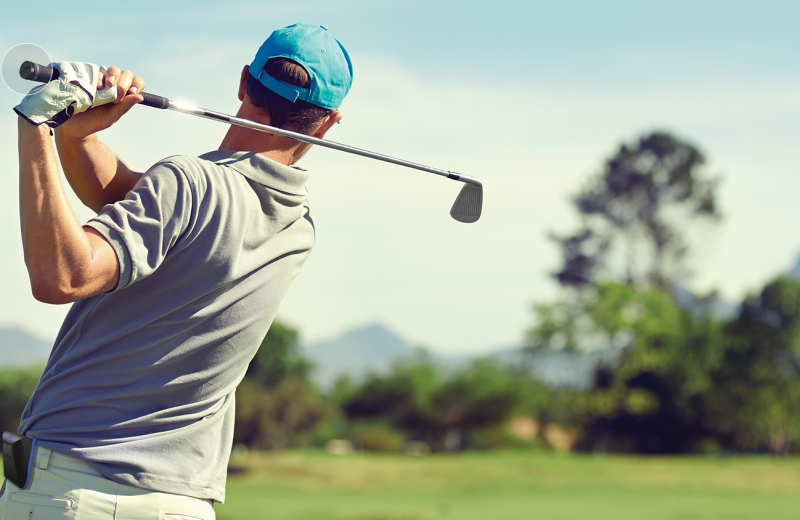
[55,130,142,214]
[18,118,120,304]
[54,66,146,213]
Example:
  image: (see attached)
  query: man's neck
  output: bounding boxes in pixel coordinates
[218,105,298,166]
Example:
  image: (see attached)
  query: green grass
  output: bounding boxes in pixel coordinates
[215,450,800,520]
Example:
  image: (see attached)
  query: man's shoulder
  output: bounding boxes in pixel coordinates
[144,154,227,188]
[147,151,310,196]
[150,154,216,172]
[150,151,254,179]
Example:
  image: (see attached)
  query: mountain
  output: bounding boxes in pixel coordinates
[790,254,800,280]
[489,347,609,390]
[300,323,600,390]
[302,323,416,389]
[671,283,739,321]
[0,328,52,369]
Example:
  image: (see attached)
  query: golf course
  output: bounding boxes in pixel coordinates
[215,450,800,519]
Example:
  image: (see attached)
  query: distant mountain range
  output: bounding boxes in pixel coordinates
[790,256,800,280]
[0,328,52,369]
[671,284,739,321]
[301,323,420,388]
[670,252,800,322]
[300,323,604,390]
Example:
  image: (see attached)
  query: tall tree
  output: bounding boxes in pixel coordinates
[525,132,729,454]
[552,132,720,290]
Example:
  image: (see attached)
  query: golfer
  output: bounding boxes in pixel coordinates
[1,23,352,519]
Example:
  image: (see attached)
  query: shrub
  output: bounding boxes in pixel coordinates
[0,366,43,434]
[349,423,405,453]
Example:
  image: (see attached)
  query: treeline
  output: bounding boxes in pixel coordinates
[528,278,800,455]
[1,279,798,456]
[0,336,548,454]
[231,322,551,453]
[235,269,800,455]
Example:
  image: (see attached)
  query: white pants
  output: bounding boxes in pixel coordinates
[0,446,215,519]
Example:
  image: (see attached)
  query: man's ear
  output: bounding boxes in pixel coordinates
[238,65,249,102]
[313,110,344,139]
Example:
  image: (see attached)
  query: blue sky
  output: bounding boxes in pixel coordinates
[1,1,799,354]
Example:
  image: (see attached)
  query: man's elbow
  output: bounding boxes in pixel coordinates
[29,272,82,305]
[26,238,117,303]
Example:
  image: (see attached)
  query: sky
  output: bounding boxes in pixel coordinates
[0,0,798,354]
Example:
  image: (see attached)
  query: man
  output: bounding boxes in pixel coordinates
[1,23,352,519]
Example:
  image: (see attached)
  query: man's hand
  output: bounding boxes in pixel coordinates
[14,62,120,128]
[58,66,145,139]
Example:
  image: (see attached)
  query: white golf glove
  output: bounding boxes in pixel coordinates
[14,61,118,128]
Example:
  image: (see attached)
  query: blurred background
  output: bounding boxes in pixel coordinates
[1,1,799,518]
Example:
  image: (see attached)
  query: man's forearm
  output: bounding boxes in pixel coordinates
[54,129,142,213]
[19,118,118,302]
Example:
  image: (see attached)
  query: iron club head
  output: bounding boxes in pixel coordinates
[450,183,483,223]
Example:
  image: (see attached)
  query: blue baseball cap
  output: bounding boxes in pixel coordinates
[249,24,353,110]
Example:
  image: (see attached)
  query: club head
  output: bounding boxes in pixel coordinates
[450,183,483,223]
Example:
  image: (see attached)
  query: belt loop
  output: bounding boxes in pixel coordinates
[38,447,51,470]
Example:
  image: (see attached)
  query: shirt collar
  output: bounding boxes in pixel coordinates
[199,150,310,195]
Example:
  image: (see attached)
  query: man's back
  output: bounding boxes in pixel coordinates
[19,151,315,502]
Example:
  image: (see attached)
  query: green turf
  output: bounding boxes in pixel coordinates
[215,450,800,520]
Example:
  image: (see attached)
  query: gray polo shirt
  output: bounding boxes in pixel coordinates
[18,150,315,503]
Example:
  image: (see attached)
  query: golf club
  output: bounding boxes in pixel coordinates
[20,61,483,223]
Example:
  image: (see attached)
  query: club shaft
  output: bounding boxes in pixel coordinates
[19,61,481,188]
[166,101,481,187]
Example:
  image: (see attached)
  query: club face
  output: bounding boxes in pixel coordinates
[450,183,483,223]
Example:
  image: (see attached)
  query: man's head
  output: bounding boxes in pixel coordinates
[244,24,353,135]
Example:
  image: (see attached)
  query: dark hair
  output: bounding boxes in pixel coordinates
[246,58,332,134]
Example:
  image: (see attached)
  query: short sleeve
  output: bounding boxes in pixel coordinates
[85,161,193,292]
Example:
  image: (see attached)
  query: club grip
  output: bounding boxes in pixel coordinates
[140,92,169,109]
[20,61,170,110]
[19,61,58,82]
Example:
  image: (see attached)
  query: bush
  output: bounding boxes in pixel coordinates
[0,366,43,434]
[349,423,405,453]
[234,377,330,450]
[468,425,537,450]
[310,411,350,447]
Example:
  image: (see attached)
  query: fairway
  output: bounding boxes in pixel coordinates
[215,451,800,520]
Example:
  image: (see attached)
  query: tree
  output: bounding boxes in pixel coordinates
[245,319,313,389]
[342,354,442,441]
[234,319,327,449]
[430,361,531,450]
[526,131,800,455]
[0,366,43,434]
[342,356,548,451]
[707,277,800,454]
[552,132,720,290]
[529,282,725,453]
[234,377,328,450]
